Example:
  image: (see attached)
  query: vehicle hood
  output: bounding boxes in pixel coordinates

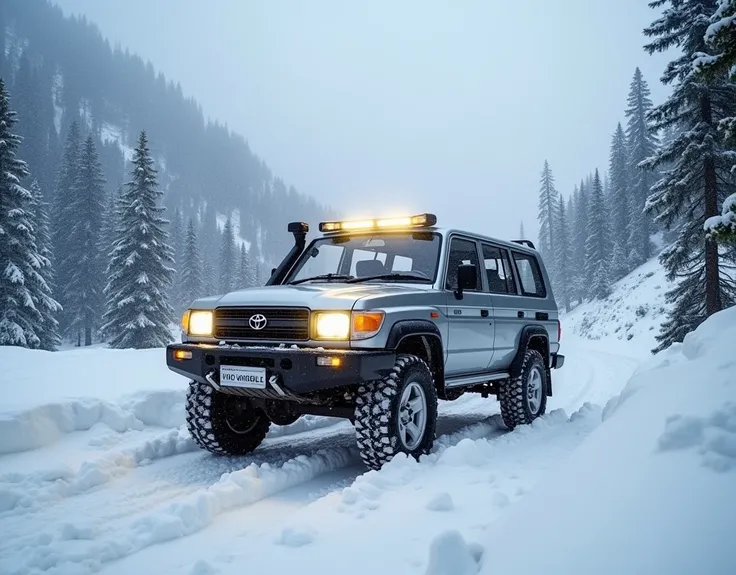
[191,283,433,311]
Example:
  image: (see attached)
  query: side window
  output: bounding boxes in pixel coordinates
[445,238,481,291]
[482,245,517,294]
[512,252,546,297]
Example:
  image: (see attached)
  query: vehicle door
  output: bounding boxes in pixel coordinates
[481,243,521,370]
[443,236,495,375]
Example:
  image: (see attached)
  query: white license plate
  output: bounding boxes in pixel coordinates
[220,365,267,389]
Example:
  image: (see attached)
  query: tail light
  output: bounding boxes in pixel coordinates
[557,320,562,341]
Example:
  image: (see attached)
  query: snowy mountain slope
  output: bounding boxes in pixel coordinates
[562,255,672,353]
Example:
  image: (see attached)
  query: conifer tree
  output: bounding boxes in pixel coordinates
[537,161,559,271]
[570,181,589,302]
[584,170,611,299]
[100,186,121,262]
[219,217,236,293]
[609,123,631,280]
[643,0,736,353]
[52,121,82,333]
[0,79,56,348]
[29,181,61,350]
[169,207,184,309]
[64,135,106,346]
[625,68,658,267]
[237,243,250,288]
[102,131,175,349]
[554,195,571,312]
[179,218,203,309]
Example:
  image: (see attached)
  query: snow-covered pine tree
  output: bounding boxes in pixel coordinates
[625,67,658,268]
[179,217,203,310]
[64,135,106,346]
[570,181,589,303]
[699,0,736,145]
[100,185,121,263]
[29,180,61,350]
[101,131,175,349]
[0,79,47,348]
[643,0,736,353]
[219,217,236,293]
[52,120,82,334]
[554,195,571,312]
[537,161,560,275]
[237,243,250,288]
[584,169,611,299]
[609,123,631,280]
[169,207,184,310]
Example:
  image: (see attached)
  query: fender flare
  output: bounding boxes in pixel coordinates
[385,320,445,390]
[510,325,550,392]
[385,319,442,350]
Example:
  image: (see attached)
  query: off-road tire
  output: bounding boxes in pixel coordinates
[499,349,548,430]
[186,381,271,455]
[354,354,438,470]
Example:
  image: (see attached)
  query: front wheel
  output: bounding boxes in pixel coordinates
[354,355,438,470]
[498,349,548,430]
[186,381,271,455]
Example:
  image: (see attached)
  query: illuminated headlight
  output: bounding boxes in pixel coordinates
[314,312,350,340]
[183,310,214,337]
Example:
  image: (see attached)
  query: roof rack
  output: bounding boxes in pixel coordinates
[510,239,536,249]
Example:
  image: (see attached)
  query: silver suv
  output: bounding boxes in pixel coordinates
[167,213,564,469]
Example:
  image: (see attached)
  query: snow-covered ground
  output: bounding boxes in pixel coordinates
[1,257,733,575]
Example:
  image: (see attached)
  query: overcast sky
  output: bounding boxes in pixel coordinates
[55,0,671,240]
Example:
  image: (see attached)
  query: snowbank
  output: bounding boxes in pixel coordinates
[468,305,736,575]
[0,346,184,454]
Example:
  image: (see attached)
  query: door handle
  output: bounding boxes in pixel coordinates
[481,309,489,317]
[517,311,525,318]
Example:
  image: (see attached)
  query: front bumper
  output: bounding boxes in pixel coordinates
[166,343,397,397]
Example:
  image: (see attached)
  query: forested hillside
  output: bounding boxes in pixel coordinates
[0,0,330,276]
[536,0,736,354]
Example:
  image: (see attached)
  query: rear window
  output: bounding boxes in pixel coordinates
[512,252,546,297]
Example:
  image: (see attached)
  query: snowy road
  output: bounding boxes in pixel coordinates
[0,337,643,575]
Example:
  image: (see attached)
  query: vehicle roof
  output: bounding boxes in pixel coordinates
[317,227,539,255]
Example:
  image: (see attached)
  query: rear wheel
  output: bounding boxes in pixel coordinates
[186,381,271,455]
[354,355,438,470]
[498,349,547,430]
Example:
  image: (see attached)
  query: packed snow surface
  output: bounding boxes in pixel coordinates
[0,257,732,575]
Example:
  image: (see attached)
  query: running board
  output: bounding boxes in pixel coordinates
[445,371,509,388]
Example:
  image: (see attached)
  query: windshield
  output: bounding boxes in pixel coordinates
[285,232,442,284]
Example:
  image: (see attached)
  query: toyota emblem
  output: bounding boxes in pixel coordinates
[249,314,268,330]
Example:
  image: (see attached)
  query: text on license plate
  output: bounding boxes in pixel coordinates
[220,365,267,389]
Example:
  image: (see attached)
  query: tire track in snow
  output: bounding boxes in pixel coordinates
[1,412,500,575]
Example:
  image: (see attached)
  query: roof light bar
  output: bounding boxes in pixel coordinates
[318,213,437,233]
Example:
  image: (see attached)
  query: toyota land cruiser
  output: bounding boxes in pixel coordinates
[167,213,565,470]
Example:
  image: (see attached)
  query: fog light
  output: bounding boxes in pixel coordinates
[174,350,193,361]
[317,356,342,367]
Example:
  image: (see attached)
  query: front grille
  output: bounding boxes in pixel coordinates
[214,307,310,341]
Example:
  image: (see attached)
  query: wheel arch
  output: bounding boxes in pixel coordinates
[510,325,551,394]
[386,320,445,395]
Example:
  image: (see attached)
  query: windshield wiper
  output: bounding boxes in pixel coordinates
[289,273,355,285]
[346,272,432,284]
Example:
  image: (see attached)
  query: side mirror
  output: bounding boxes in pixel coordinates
[455,264,477,299]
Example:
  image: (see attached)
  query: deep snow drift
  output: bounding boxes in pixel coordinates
[471,305,736,575]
